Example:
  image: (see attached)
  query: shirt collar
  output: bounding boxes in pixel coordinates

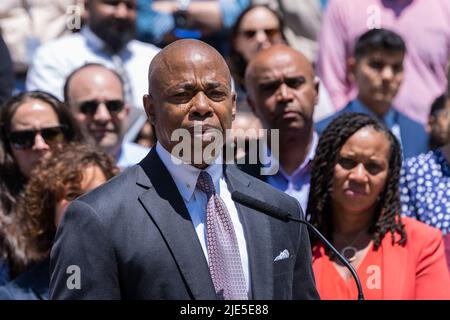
[155,142,223,201]
[80,26,105,52]
[352,99,397,129]
[261,131,318,179]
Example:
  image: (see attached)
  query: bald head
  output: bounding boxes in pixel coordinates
[245,44,315,94]
[148,39,231,95]
[243,44,318,136]
[143,39,237,165]
[65,64,124,103]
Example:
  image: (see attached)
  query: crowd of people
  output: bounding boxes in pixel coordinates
[0,0,450,300]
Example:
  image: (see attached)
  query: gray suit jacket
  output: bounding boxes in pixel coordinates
[49,148,319,299]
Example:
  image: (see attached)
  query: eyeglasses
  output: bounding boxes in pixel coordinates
[240,28,281,40]
[78,100,125,116]
[9,126,67,150]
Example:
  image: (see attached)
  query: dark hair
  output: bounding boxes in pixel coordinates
[228,4,286,91]
[18,143,118,262]
[0,91,83,274]
[428,91,450,149]
[354,28,406,60]
[63,63,124,102]
[429,92,450,117]
[307,113,406,249]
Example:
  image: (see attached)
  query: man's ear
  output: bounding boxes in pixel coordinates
[347,57,357,83]
[231,91,237,121]
[314,77,320,106]
[426,116,435,134]
[143,94,156,125]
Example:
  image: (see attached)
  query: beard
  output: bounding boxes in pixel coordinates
[90,19,136,53]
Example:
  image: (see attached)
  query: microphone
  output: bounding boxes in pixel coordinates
[231,191,364,300]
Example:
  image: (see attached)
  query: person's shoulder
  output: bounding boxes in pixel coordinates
[402,216,442,241]
[128,39,161,56]
[35,32,84,54]
[315,107,348,134]
[404,150,435,169]
[396,111,426,131]
[122,141,150,155]
[117,141,150,169]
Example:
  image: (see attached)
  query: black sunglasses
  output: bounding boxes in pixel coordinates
[79,100,125,116]
[240,28,281,40]
[9,126,67,150]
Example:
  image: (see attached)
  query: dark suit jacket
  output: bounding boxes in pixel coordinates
[315,101,429,159]
[49,148,319,300]
[0,35,14,105]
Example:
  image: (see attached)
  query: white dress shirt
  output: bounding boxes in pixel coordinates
[155,142,251,294]
[26,26,160,110]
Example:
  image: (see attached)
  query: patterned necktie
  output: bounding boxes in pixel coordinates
[196,171,248,300]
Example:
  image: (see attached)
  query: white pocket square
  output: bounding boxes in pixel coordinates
[274,249,290,262]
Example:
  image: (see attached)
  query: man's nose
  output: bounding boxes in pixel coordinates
[276,83,293,101]
[93,103,113,122]
[255,30,269,44]
[381,66,394,81]
[32,133,50,151]
[191,92,213,119]
[114,2,130,19]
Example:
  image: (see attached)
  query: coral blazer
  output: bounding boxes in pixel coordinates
[313,217,450,300]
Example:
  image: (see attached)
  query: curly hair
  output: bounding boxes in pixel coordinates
[307,113,406,249]
[17,143,118,262]
[0,91,84,274]
[228,4,286,91]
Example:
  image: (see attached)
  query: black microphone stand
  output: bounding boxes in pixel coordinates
[231,191,364,300]
[286,215,364,300]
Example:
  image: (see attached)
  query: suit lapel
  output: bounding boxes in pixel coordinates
[137,149,216,299]
[224,164,274,299]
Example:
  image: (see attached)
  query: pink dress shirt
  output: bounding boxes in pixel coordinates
[317,0,450,124]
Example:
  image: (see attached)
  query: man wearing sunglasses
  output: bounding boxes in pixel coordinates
[64,63,149,169]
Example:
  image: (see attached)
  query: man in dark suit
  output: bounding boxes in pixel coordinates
[49,39,319,300]
[316,28,428,159]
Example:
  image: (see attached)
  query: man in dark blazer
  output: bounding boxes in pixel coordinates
[316,28,428,159]
[49,39,319,300]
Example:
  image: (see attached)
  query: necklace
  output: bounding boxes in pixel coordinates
[337,229,367,262]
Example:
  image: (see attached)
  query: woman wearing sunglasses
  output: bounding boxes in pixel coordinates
[229,4,285,94]
[0,91,83,282]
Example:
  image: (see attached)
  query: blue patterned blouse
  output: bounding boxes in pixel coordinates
[400,149,450,234]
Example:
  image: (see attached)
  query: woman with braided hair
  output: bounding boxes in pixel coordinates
[307,112,450,300]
